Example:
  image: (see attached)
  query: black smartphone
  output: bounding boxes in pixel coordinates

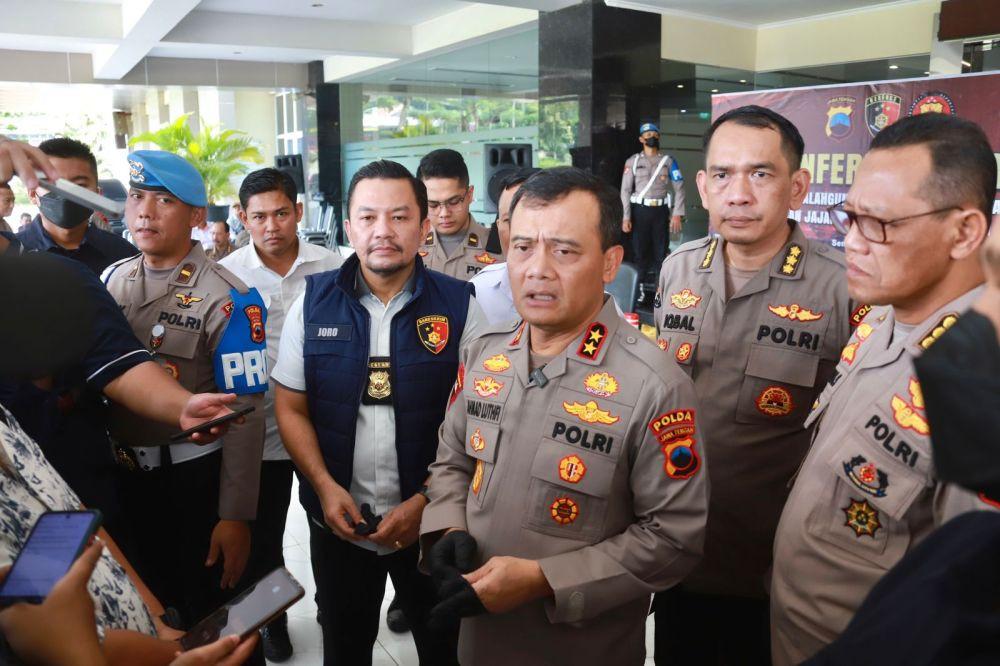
[0,510,102,606]
[179,567,304,651]
[169,405,255,442]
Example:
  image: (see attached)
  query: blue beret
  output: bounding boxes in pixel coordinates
[639,123,660,134]
[127,150,207,208]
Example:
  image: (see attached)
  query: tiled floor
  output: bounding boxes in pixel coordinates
[275,480,656,665]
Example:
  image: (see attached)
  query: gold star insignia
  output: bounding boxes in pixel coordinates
[582,341,597,355]
[789,246,802,257]
[588,329,604,343]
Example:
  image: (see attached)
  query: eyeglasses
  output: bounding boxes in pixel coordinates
[826,201,960,244]
[427,188,469,213]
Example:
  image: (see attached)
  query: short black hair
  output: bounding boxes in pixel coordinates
[239,168,297,210]
[870,113,997,223]
[704,105,805,172]
[417,149,469,188]
[499,167,541,193]
[347,160,428,221]
[509,167,623,251]
[212,220,230,232]
[38,137,98,178]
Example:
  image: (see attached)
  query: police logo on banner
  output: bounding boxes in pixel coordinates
[909,91,956,116]
[865,93,902,137]
[825,96,855,139]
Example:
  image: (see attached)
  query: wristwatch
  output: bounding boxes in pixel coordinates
[417,484,431,503]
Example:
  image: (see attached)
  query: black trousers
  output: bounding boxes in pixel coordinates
[246,459,295,625]
[653,587,771,666]
[308,520,459,666]
[631,203,671,283]
[117,450,233,627]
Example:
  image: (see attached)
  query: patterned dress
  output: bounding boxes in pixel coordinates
[0,405,156,635]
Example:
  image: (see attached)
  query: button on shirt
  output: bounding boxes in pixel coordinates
[17,216,138,276]
[272,272,486,554]
[220,240,343,460]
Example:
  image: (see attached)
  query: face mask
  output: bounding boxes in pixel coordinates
[39,191,93,229]
[645,136,660,148]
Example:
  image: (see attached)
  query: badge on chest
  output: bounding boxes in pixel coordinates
[363,356,392,405]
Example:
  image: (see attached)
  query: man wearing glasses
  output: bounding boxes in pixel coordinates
[651,105,853,665]
[770,113,997,665]
[417,149,503,280]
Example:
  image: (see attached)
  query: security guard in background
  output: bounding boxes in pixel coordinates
[417,148,503,280]
[420,167,708,666]
[652,106,853,665]
[771,114,997,665]
[102,150,267,629]
[621,122,685,289]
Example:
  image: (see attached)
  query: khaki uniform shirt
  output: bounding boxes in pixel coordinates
[620,151,686,218]
[206,243,233,261]
[654,223,853,597]
[421,297,709,666]
[102,243,265,521]
[770,286,993,666]
[418,219,503,281]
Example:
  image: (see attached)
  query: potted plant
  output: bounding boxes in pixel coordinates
[129,113,264,220]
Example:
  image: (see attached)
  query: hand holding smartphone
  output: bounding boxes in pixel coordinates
[170,405,255,442]
[0,510,102,607]
[179,567,304,651]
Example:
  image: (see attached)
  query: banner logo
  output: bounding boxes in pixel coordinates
[865,93,902,136]
[825,96,855,139]
[909,91,956,116]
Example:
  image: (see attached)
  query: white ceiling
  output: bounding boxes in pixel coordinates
[196,0,462,26]
[608,0,920,26]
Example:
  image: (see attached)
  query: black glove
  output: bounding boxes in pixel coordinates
[426,530,479,580]
[428,568,487,630]
[351,503,383,537]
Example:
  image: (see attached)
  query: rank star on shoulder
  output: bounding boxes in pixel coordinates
[582,341,598,355]
[588,329,604,343]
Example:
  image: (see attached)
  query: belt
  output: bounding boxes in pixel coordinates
[630,194,671,207]
[114,440,222,472]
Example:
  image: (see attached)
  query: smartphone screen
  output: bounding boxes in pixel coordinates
[0,511,101,604]
[180,567,304,651]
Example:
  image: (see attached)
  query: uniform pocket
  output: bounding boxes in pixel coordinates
[157,328,199,359]
[805,435,926,567]
[521,438,617,543]
[465,422,500,507]
[735,344,819,424]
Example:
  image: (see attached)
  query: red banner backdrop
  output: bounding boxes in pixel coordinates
[712,71,1000,247]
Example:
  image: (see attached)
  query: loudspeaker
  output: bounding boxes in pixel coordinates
[275,154,306,194]
[483,143,532,214]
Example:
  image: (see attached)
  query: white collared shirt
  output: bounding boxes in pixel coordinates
[469,261,520,325]
[220,239,343,460]
[272,273,486,554]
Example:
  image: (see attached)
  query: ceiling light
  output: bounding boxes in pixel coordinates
[676,84,684,88]
[888,64,898,70]
[924,71,931,75]
[680,109,686,113]
[962,60,972,67]
[710,88,718,93]
[739,79,747,83]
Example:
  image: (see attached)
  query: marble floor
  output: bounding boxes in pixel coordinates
[273,480,657,665]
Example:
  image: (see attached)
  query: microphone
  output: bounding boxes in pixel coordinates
[530,366,549,388]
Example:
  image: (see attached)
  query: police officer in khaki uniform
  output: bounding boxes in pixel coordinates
[102,150,267,629]
[420,167,708,666]
[621,122,686,287]
[417,148,503,280]
[651,106,853,665]
[771,113,997,665]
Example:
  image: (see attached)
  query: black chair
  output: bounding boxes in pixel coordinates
[606,261,639,313]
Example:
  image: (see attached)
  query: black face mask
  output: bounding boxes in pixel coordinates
[644,136,660,148]
[39,191,93,229]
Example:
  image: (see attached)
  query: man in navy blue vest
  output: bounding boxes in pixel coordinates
[273,160,484,665]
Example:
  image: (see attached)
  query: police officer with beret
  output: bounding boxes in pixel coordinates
[417,149,503,280]
[102,150,267,628]
[621,123,685,289]
[420,167,709,666]
[273,159,485,665]
[771,113,998,666]
[651,105,853,665]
